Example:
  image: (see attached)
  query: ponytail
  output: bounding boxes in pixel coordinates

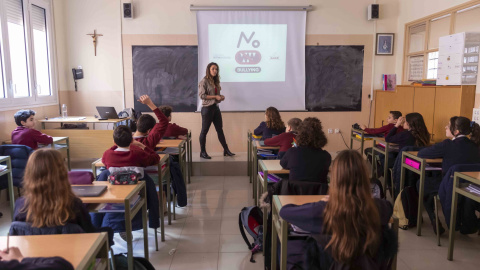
[449,116,480,146]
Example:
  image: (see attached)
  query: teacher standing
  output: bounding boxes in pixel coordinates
[198,62,235,159]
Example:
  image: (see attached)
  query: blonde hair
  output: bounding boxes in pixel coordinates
[21,149,76,227]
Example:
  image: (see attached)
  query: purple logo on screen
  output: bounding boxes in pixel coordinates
[236,32,262,73]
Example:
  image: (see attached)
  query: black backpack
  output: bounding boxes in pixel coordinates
[393,186,419,229]
[238,206,264,263]
[114,254,156,270]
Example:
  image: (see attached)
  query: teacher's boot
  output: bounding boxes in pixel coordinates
[224,146,235,157]
[200,151,212,159]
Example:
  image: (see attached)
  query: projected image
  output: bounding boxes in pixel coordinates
[209,24,287,82]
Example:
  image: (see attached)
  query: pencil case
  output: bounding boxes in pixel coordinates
[405,158,420,170]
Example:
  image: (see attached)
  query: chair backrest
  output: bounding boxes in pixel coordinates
[276,180,329,196]
[9,221,84,236]
[68,170,94,185]
[0,145,33,187]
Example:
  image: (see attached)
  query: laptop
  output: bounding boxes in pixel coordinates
[72,185,107,197]
[96,106,125,119]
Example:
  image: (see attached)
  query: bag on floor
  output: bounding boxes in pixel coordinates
[393,186,418,229]
[114,254,155,270]
[239,206,263,263]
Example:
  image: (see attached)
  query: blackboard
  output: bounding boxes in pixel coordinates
[305,46,364,112]
[132,46,198,112]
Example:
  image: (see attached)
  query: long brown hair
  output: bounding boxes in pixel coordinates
[405,113,430,147]
[296,117,327,149]
[205,62,220,88]
[323,150,381,263]
[265,106,285,130]
[21,149,76,227]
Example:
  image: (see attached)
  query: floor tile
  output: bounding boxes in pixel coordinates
[220,218,241,235]
[190,196,224,209]
[182,220,221,235]
[170,252,218,270]
[219,234,248,253]
[217,252,264,270]
[186,207,223,220]
[176,234,220,253]
[222,197,252,208]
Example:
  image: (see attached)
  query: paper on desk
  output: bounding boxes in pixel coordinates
[0,165,6,172]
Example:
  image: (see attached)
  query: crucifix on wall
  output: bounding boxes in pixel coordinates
[87,29,103,56]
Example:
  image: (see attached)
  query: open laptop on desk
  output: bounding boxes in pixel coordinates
[72,185,107,197]
[96,106,126,120]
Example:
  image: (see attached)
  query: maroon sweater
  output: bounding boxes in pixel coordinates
[364,123,403,138]
[102,145,160,168]
[134,108,168,150]
[264,132,296,152]
[11,126,53,150]
[163,123,188,138]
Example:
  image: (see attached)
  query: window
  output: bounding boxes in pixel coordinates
[0,0,57,110]
[427,51,439,79]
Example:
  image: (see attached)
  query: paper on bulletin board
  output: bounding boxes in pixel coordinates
[408,55,424,81]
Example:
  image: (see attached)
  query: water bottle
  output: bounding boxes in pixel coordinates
[62,104,68,118]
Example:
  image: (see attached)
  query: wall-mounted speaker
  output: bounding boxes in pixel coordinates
[123,2,133,19]
[368,4,379,20]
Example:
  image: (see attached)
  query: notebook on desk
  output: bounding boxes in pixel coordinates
[72,186,107,197]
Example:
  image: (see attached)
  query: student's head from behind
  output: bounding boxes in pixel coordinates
[295,117,327,149]
[206,62,220,86]
[323,150,381,263]
[264,107,285,130]
[387,111,402,124]
[113,125,133,148]
[447,116,480,145]
[22,148,75,228]
[286,118,302,133]
[136,114,156,135]
[159,105,173,122]
[14,109,36,128]
[405,112,430,147]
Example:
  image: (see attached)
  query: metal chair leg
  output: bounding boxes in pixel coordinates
[110,248,116,270]
[434,195,441,246]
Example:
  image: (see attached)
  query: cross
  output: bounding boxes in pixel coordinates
[87,30,103,56]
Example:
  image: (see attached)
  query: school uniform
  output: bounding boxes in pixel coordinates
[364,123,403,138]
[264,131,296,159]
[280,146,331,183]
[163,123,188,138]
[254,121,286,139]
[385,127,416,151]
[11,126,53,150]
[102,145,160,178]
[133,108,168,150]
[0,257,74,270]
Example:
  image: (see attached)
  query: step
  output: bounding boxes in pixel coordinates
[192,152,247,176]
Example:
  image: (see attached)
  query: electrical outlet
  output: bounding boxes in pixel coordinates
[473,108,480,123]
[328,129,333,134]
[335,129,340,134]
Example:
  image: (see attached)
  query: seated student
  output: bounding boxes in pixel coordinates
[386,112,430,151]
[418,116,480,235]
[132,95,168,150]
[280,117,331,183]
[11,110,53,150]
[0,247,73,270]
[159,105,188,139]
[13,149,112,242]
[254,107,286,139]
[280,150,394,269]
[264,118,302,159]
[361,110,404,158]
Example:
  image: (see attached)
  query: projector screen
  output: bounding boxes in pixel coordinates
[197,11,306,111]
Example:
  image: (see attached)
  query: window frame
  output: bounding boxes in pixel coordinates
[0,0,58,111]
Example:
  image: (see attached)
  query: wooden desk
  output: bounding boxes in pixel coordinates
[76,181,147,270]
[247,130,252,182]
[39,116,130,130]
[400,151,442,236]
[0,233,109,270]
[157,139,187,187]
[91,154,171,247]
[350,128,371,156]
[251,139,280,196]
[448,171,480,260]
[0,156,13,219]
[371,138,398,200]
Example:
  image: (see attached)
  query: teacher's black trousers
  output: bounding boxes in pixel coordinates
[199,105,228,152]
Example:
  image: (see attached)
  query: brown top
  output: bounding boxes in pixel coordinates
[277,195,327,206]
[259,160,290,174]
[75,181,145,204]
[39,117,129,124]
[0,233,106,268]
[198,77,221,107]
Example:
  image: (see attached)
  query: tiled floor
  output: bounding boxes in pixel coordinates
[1,173,480,269]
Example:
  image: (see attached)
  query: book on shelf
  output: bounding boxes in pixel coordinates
[382,74,396,91]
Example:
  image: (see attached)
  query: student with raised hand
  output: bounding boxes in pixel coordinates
[280,117,331,183]
[132,94,169,150]
[254,106,286,139]
[0,247,74,270]
[385,112,430,150]
[11,109,53,150]
[264,118,302,159]
[279,150,394,269]
[158,105,188,139]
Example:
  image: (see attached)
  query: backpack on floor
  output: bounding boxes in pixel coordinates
[114,254,156,270]
[393,186,419,229]
[238,206,264,263]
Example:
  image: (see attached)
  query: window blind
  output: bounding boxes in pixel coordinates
[31,5,46,32]
[6,0,24,26]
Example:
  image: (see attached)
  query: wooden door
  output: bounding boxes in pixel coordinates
[413,87,436,137]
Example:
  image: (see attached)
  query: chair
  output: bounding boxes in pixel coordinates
[275,179,329,196]
[0,145,34,199]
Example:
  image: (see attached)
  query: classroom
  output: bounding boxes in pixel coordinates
[1,0,480,269]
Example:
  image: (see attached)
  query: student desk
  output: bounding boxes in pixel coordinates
[156,139,188,186]
[39,116,130,130]
[77,181,147,270]
[350,128,370,156]
[187,130,192,183]
[0,233,110,270]
[91,154,171,245]
[371,138,398,198]
[247,130,252,181]
[448,171,480,260]
[2,137,71,171]
[399,151,442,236]
[256,160,290,253]
[0,156,13,219]
[252,140,280,191]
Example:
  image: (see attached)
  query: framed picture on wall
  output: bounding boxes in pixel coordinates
[376,33,394,55]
